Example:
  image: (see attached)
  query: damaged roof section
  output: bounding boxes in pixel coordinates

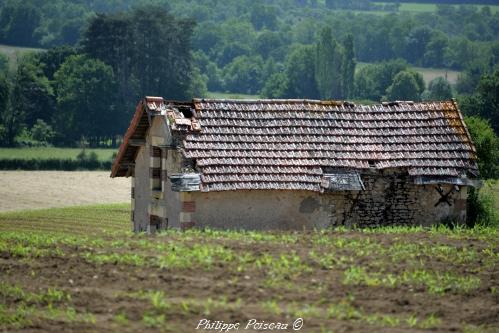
[322,170,365,191]
[111,98,479,193]
[166,107,201,132]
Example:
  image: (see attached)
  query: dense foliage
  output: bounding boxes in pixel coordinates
[0,0,497,148]
[0,6,194,146]
[464,116,498,179]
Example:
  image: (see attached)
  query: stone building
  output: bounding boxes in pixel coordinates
[111,97,480,232]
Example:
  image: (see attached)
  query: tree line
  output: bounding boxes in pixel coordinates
[0,2,497,100]
[0,1,496,178]
[0,6,196,147]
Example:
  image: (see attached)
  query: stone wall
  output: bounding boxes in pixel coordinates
[191,190,331,230]
[133,116,182,232]
[180,169,468,230]
[134,117,469,232]
[340,169,467,228]
[133,145,150,232]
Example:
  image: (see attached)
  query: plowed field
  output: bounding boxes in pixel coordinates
[0,205,497,333]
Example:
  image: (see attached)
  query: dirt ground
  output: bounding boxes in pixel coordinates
[1,231,498,333]
[0,171,129,212]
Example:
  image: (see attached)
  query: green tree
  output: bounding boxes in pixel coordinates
[475,70,499,134]
[53,55,118,145]
[82,13,137,110]
[315,27,343,99]
[285,45,318,99]
[35,46,77,80]
[205,62,224,92]
[192,22,223,56]
[353,67,378,101]
[404,26,433,65]
[354,59,409,101]
[459,70,499,134]
[217,42,252,67]
[423,31,449,68]
[0,54,8,73]
[82,6,194,108]
[464,116,498,179]
[425,77,453,100]
[0,74,9,145]
[250,4,277,31]
[11,55,54,130]
[456,61,488,94]
[445,37,474,70]
[223,56,264,94]
[0,0,41,46]
[407,70,425,95]
[216,20,256,66]
[0,74,8,114]
[342,34,356,99]
[254,30,283,59]
[30,119,54,144]
[131,6,193,100]
[386,70,421,101]
[187,67,208,98]
[261,72,288,98]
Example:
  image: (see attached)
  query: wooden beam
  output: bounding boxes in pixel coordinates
[125,166,134,178]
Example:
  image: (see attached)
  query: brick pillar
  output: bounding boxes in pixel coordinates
[149,146,162,191]
[162,149,167,191]
[148,146,168,233]
[180,192,196,230]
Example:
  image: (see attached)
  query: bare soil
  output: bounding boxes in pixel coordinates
[1,232,498,333]
[0,171,129,212]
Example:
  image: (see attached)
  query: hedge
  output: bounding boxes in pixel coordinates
[0,158,112,171]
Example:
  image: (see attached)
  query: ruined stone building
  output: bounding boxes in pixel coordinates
[111,97,480,232]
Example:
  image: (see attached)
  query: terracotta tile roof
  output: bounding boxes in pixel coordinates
[112,98,479,193]
[184,99,477,192]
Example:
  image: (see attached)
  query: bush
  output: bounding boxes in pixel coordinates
[467,182,498,228]
[31,119,55,143]
[464,116,498,179]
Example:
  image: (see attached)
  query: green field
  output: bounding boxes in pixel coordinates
[0,44,45,70]
[374,2,499,14]
[413,66,460,85]
[0,204,130,236]
[0,147,116,161]
[357,62,460,86]
[0,204,498,332]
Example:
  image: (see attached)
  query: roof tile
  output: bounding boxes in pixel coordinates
[184,99,477,191]
[112,99,479,192]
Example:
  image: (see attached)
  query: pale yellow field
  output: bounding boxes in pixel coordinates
[0,171,129,212]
